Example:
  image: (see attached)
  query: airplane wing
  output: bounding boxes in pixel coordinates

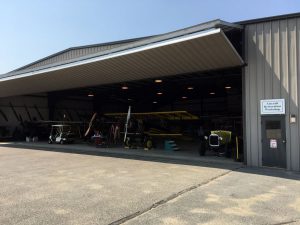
[104,111,198,120]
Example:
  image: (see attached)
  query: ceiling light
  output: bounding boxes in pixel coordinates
[225,86,232,89]
[88,92,94,97]
[157,92,163,95]
[122,86,128,90]
[182,96,187,99]
[187,87,194,90]
[155,79,163,83]
[210,92,216,95]
[153,101,158,104]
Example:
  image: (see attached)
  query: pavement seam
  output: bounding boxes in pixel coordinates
[108,166,242,225]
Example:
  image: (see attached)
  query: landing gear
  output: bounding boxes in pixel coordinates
[124,135,153,150]
[144,139,153,150]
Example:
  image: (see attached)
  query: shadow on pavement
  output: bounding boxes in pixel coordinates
[1,142,300,180]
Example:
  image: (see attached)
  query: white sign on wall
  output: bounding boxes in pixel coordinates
[270,139,278,149]
[260,99,285,115]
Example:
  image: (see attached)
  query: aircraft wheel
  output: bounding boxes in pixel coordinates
[145,139,153,150]
[125,138,131,148]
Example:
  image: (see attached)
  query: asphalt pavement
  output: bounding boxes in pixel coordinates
[0,146,299,225]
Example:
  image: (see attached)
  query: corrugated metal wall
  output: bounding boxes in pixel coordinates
[244,17,300,171]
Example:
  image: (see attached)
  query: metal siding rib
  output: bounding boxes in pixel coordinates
[264,22,273,99]
[280,19,291,170]
[244,24,256,166]
[249,24,259,166]
[244,26,252,166]
[256,23,264,167]
[288,18,299,171]
[272,20,281,99]
[297,18,300,171]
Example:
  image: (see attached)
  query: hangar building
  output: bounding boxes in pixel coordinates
[0,13,300,171]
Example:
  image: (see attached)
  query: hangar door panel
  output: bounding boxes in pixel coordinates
[0,28,244,98]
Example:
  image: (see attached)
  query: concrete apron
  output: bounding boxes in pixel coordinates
[0,141,242,168]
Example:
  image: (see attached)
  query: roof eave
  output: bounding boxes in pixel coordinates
[237,12,300,25]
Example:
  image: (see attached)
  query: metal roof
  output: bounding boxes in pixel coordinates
[3,12,300,76]
[10,36,152,73]
[2,19,242,78]
[237,12,300,25]
[0,26,244,97]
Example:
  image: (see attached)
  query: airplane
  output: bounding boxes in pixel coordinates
[104,108,199,149]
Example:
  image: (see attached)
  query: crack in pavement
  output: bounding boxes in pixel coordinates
[108,166,242,225]
[269,219,300,225]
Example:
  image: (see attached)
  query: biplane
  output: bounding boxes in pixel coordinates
[104,110,199,150]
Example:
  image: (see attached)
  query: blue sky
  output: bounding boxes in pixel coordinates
[0,0,299,74]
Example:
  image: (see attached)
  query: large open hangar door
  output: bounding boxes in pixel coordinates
[47,67,243,160]
[0,19,244,161]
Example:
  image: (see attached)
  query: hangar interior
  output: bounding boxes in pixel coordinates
[0,20,244,161]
